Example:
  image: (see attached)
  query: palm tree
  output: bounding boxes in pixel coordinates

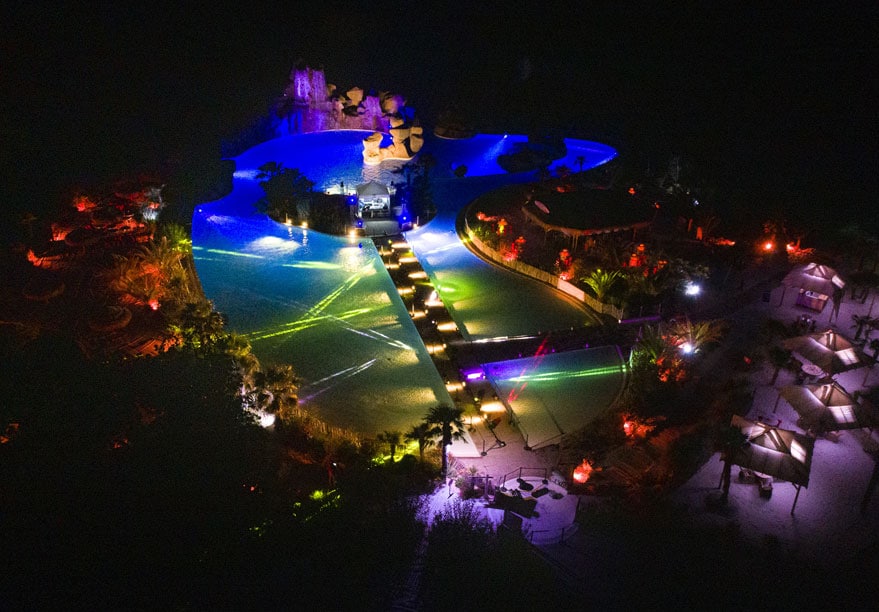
[138,235,183,277]
[168,300,227,356]
[404,422,435,462]
[424,404,467,477]
[104,252,164,306]
[767,346,793,386]
[632,324,669,366]
[851,314,878,341]
[582,269,623,302]
[718,425,749,503]
[255,162,314,223]
[254,363,298,415]
[377,430,403,461]
[668,318,726,353]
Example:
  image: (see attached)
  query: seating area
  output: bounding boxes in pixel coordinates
[491,476,568,518]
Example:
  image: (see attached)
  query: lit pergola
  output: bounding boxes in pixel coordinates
[781,263,845,296]
[728,415,816,515]
[780,330,864,377]
[776,381,877,433]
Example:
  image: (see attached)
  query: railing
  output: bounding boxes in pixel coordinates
[525,522,579,545]
[464,219,625,320]
[505,408,530,449]
[501,466,549,485]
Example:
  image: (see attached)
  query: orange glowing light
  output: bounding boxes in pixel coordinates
[73,195,97,213]
[573,459,593,483]
[763,241,775,252]
[623,420,635,437]
[628,187,636,195]
[148,299,160,311]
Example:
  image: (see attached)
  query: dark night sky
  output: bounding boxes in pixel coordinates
[2,2,877,235]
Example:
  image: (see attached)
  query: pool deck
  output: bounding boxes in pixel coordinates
[378,232,627,459]
[424,265,879,604]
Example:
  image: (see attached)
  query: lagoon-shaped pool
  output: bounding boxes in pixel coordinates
[192,130,617,438]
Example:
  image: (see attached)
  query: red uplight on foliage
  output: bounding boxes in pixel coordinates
[763,241,775,252]
[573,459,593,484]
[623,420,636,437]
[628,187,636,195]
[148,299,160,311]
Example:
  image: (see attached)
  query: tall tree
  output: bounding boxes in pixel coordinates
[377,430,403,461]
[851,314,878,341]
[253,363,298,415]
[718,425,749,503]
[255,162,314,223]
[767,346,793,386]
[404,422,435,463]
[424,404,467,477]
[168,300,226,356]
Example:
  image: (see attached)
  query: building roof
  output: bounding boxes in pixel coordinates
[356,181,389,197]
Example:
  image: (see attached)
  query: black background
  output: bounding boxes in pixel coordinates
[2,2,877,235]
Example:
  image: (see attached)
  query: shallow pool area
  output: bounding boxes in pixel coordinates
[192,210,452,436]
[192,130,619,439]
[483,346,627,449]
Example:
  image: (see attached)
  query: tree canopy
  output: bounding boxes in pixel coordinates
[255,162,314,223]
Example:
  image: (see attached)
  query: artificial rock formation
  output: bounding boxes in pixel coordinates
[272,64,422,165]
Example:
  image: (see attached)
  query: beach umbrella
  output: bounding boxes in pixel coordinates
[780,329,864,376]
[728,415,815,514]
[777,381,877,432]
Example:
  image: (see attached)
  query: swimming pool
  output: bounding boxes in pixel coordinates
[192,130,619,438]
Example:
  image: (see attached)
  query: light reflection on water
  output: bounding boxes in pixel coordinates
[192,130,617,436]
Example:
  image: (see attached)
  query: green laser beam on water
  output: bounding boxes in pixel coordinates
[203,248,264,259]
[502,365,626,383]
[248,269,372,341]
[282,262,342,270]
[301,272,364,320]
[248,308,371,341]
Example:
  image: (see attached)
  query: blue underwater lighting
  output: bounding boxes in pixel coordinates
[191,129,618,435]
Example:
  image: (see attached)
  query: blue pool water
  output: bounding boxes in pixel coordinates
[192,130,620,437]
[483,346,626,449]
